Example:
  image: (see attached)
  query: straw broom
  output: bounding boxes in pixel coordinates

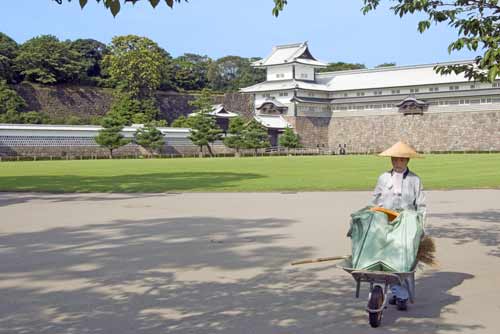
[416,235,437,266]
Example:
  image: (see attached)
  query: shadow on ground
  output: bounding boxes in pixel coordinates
[0,171,265,193]
[0,215,478,333]
[428,210,500,256]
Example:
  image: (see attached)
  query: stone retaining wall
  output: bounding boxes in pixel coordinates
[327,110,500,153]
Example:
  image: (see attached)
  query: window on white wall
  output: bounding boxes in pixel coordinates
[493,82,499,88]
[373,90,382,95]
[308,92,314,97]
[391,89,400,94]
[449,85,460,91]
[300,73,308,79]
[278,92,289,97]
[276,73,285,79]
[356,92,365,97]
[429,87,439,92]
[343,93,349,97]
[410,88,419,93]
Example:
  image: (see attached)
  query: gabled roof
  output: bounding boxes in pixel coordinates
[240,79,328,93]
[252,42,326,68]
[290,96,332,104]
[397,95,428,108]
[255,98,287,109]
[189,104,238,118]
[254,115,292,129]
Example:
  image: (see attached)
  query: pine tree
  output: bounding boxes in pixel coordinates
[223,116,245,156]
[242,119,270,155]
[187,89,222,156]
[279,127,300,153]
[134,123,165,156]
[95,114,129,158]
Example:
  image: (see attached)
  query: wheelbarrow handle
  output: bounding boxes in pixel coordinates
[291,256,349,266]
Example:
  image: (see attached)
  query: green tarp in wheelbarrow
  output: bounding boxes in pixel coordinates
[348,207,424,272]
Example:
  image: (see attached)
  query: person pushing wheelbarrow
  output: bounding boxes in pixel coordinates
[293,141,435,327]
[369,141,426,310]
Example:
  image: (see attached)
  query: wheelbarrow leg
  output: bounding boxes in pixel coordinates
[355,278,361,298]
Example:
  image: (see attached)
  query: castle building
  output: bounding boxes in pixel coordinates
[241,42,500,152]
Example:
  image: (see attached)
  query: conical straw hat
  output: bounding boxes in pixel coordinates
[378,141,421,158]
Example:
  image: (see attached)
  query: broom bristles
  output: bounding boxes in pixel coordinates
[417,235,437,266]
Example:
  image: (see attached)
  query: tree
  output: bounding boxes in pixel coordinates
[103,35,171,99]
[14,35,83,84]
[318,62,366,73]
[273,0,500,82]
[242,119,270,155]
[0,32,20,83]
[208,56,265,91]
[134,123,165,156]
[223,116,245,156]
[279,127,300,152]
[375,62,396,68]
[108,93,160,125]
[70,38,108,83]
[187,89,222,156]
[0,80,26,115]
[20,111,49,124]
[171,115,191,128]
[95,114,129,158]
[172,53,211,91]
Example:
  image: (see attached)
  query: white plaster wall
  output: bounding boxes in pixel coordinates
[267,65,293,81]
[295,64,315,80]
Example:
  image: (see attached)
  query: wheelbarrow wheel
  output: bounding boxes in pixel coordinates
[368,285,384,328]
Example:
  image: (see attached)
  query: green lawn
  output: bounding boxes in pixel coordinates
[0,154,499,192]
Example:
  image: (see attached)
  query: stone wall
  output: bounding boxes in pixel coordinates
[13,83,254,124]
[327,111,500,153]
[286,116,330,149]
[221,92,254,120]
[0,142,234,158]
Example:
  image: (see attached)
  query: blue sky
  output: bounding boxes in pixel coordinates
[0,0,478,68]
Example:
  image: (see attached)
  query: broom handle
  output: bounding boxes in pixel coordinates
[291,255,349,266]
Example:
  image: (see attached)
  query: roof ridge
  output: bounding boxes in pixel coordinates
[317,59,475,76]
[275,42,306,49]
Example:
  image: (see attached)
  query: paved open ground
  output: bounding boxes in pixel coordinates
[1,190,499,333]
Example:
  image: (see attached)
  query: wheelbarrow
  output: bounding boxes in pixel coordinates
[291,256,416,328]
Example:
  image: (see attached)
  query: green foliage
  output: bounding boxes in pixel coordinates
[20,111,48,124]
[108,93,159,125]
[375,62,396,68]
[89,115,104,125]
[207,56,265,92]
[55,0,187,17]
[242,119,270,153]
[0,32,20,83]
[279,127,300,149]
[172,53,211,91]
[171,115,191,128]
[65,115,83,125]
[223,116,245,153]
[15,35,84,84]
[187,89,222,156]
[0,80,26,114]
[70,38,108,84]
[318,62,366,73]
[134,123,165,154]
[103,35,171,98]
[95,114,129,157]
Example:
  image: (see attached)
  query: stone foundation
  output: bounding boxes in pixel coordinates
[327,110,500,153]
[286,116,330,149]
